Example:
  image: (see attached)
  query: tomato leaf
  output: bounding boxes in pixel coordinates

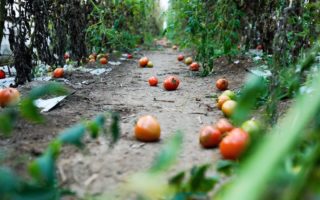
[110,112,120,144]
[232,75,267,125]
[188,164,219,193]
[28,83,68,100]
[19,98,44,123]
[0,108,17,136]
[28,152,56,186]
[57,124,86,147]
[149,132,183,173]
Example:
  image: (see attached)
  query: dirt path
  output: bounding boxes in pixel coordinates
[0,48,250,197]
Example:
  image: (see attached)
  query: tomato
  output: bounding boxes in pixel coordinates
[256,44,263,50]
[97,53,108,60]
[148,76,158,86]
[92,53,97,59]
[215,118,234,134]
[100,57,108,65]
[147,61,154,68]
[64,53,70,60]
[127,54,133,59]
[89,54,95,60]
[189,62,200,71]
[199,126,222,148]
[216,95,230,110]
[163,76,180,91]
[172,45,178,50]
[184,57,193,65]
[177,54,184,61]
[139,57,149,67]
[134,115,161,142]
[221,100,237,117]
[241,119,262,135]
[0,70,6,79]
[216,78,229,91]
[53,68,64,78]
[221,90,236,100]
[219,128,249,160]
[0,88,20,108]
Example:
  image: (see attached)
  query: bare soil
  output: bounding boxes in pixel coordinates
[0,48,252,197]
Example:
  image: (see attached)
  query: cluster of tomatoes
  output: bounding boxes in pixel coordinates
[88,53,109,65]
[177,54,200,71]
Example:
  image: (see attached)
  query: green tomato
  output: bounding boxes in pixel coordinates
[222,90,236,100]
[241,119,261,135]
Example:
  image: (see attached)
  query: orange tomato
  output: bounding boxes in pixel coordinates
[163,76,180,91]
[0,88,20,107]
[219,128,249,160]
[139,57,149,67]
[53,68,64,78]
[199,126,222,148]
[134,115,161,142]
[221,100,237,117]
[216,95,230,110]
[189,62,200,71]
[215,118,234,134]
[148,76,158,86]
[216,78,229,91]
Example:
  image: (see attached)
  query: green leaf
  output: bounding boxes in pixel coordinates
[19,98,44,123]
[110,112,120,144]
[169,171,185,186]
[149,132,183,173]
[216,160,238,176]
[13,185,60,200]
[28,83,68,100]
[57,124,86,147]
[28,152,55,186]
[189,164,218,193]
[0,108,17,136]
[0,167,19,196]
[87,121,100,139]
[232,75,267,125]
[220,67,320,200]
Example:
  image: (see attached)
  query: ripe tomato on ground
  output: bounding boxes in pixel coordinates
[0,70,5,79]
[163,76,180,91]
[215,118,234,134]
[134,115,161,142]
[189,62,200,71]
[219,128,249,160]
[148,76,158,86]
[100,57,108,65]
[177,54,184,61]
[199,126,222,148]
[53,68,64,78]
[216,78,229,91]
[0,88,20,108]
[139,57,149,67]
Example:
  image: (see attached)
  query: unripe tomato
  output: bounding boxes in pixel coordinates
[221,100,237,117]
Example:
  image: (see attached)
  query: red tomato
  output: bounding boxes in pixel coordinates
[256,44,263,50]
[189,62,200,71]
[215,118,234,134]
[177,55,184,61]
[216,78,229,91]
[100,57,108,65]
[0,70,5,79]
[127,54,133,59]
[163,76,180,91]
[64,53,70,60]
[219,128,249,160]
[199,126,222,148]
[148,76,158,86]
